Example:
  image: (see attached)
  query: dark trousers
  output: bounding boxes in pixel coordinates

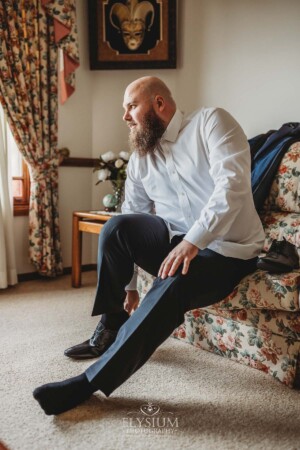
[85,214,257,396]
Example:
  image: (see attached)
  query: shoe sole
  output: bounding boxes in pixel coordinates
[64,352,101,360]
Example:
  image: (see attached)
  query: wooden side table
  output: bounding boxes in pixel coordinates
[72,211,112,288]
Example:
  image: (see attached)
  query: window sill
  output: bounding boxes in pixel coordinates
[13,203,29,216]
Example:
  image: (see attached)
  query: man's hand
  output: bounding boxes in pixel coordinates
[124,290,140,315]
[158,240,199,279]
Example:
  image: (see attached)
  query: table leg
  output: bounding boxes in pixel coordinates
[72,214,82,288]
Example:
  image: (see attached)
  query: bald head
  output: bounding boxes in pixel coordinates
[123,76,176,126]
[127,76,176,107]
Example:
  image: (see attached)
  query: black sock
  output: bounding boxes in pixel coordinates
[101,310,129,330]
[33,373,97,415]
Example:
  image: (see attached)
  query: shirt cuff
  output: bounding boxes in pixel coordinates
[125,269,138,291]
[184,221,214,249]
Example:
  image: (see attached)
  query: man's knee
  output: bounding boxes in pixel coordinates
[98,214,138,250]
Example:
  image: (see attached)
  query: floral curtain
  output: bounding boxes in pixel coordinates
[41,0,79,104]
[0,0,79,276]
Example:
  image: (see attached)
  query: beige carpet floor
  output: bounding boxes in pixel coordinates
[0,271,300,450]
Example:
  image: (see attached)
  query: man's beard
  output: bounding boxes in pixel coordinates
[128,108,166,157]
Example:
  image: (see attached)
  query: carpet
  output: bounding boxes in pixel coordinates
[0,272,300,450]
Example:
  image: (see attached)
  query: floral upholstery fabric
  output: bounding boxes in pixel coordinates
[203,307,300,341]
[214,270,300,311]
[137,142,300,388]
[263,142,300,213]
[173,311,300,388]
[261,211,300,255]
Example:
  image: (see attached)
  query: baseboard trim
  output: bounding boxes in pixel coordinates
[18,264,97,282]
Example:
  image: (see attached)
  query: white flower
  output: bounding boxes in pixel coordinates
[97,168,111,181]
[119,151,130,161]
[101,151,116,162]
[115,159,124,169]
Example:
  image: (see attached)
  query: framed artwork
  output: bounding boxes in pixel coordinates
[88,0,176,70]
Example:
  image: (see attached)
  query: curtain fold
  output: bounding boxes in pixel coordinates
[0,107,18,288]
[0,0,79,277]
[42,0,80,103]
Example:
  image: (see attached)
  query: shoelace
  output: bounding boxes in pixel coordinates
[90,322,117,348]
[90,322,105,342]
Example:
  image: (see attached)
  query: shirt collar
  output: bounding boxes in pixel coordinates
[161,109,184,143]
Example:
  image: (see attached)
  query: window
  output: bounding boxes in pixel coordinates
[1,106,31,216]
[8,125,30,216]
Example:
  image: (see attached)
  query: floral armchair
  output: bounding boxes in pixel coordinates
[137,142,300,388]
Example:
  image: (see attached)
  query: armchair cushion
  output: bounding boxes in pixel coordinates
[215,269,300,311]
[260,211,300,256]
[263,142,300,213]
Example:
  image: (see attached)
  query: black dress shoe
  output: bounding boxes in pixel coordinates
[64,321,118,360]
[257,237,299,273]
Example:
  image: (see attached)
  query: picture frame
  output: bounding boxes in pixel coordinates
[88,0,176,70]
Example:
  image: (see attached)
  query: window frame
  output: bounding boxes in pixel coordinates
[13,159,30,216]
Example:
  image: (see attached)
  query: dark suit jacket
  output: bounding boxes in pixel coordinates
[249,122,300,211]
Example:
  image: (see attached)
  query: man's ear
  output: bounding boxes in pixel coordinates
[154,95,165,112]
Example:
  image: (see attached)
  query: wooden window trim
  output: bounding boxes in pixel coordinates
[12,156,99,216]
[13,160,30,216]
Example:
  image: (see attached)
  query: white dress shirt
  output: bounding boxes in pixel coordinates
[122,107,265,289]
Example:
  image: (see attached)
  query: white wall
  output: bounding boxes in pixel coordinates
[183,0,300,137]
[14,0,300,273]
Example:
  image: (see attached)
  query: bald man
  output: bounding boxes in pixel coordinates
[33,77,264,415]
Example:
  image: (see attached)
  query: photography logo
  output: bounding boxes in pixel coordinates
[122,401,180,435]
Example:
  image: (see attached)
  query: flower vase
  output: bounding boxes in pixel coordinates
[111,180,125,211]
[103,180,125,212]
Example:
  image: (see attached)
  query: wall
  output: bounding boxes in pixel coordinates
[181,0,300,137]
[14,0,300,273]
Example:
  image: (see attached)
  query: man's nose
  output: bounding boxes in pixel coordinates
[123,110,131,121]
